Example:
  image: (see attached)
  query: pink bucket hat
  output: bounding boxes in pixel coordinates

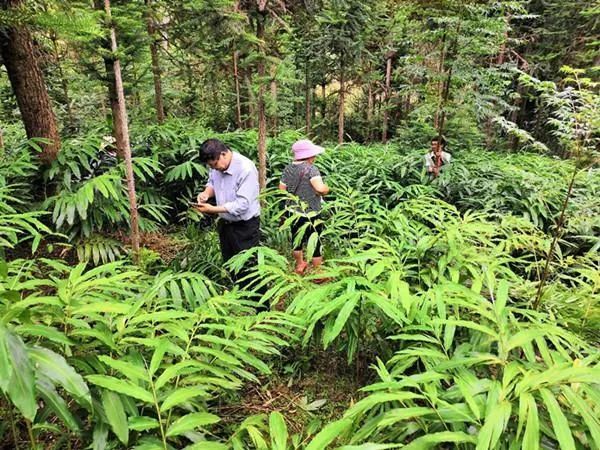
[292,139,325,160]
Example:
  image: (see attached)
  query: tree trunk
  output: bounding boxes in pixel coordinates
[338,65,345,144]
[103,0,141,261]
[382,55,393,143]
[233,50,243,129]
[0,127,4,151]
[305,60,311,136]
[145,0,165,124]
[434,27,448,131]
[269,64,278,134]
[366,80,374,142]
[256,2,267,190]
[435,23,460,141]
[244,72,255,128]
[0,0,61,164]
[51,34,75,133]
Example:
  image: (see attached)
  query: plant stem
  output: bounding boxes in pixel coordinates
[5,395,19,449]
[26,420,36,450]
[149,378,168,450]
[533,165,578,310]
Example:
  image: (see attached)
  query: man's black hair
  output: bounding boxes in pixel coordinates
[431,136,447,146]
[199,139,229,162]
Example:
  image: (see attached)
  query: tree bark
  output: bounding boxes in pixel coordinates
[244,72,255,128]
[0,0,61,164]
[103,0,141,261]
[269,64,278,134]
[145,0,165,124]
[51,34,75,133]
[256,2,267,190]
[233,50,243,129]
[434,27,448,131]
[366,84,373,140]
[435,23,460,143]
[338,64,345,144]
[382,55,393,143]
[305,60,311,136]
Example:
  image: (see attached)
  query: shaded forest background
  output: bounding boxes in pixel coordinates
[1,0,598,157]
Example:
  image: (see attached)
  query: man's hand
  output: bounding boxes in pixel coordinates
[194,203,220,214]
[197,192,210,204]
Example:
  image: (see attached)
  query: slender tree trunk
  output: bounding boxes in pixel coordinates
[51,34,75,132]
[367,80,374,142]
[244,72,255,128]
[338,64,345,144]
[269,64,278,134]
[145,0,165,124]
[533,165,579,310]
[0,127,4,152]
[435,23,460,142]
[256,2,267,190]
[434,27,448,131]
[103,0,140,261]
[0,0,61,164]
[382,55,393,143]
[305,60,311,136]
[233,50,242,129]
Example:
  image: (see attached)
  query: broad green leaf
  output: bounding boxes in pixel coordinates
[305,418,352,450]
[29,347,91,407]
[183,443,229,450]
[0,326,12,390]
[37,376,80,431]
[403,432,477,450]
[494,280,508,316]
[269,411,288,450]
[72,302,132,315]
[166,412,221,437]
[102,390,128,445]
[161,386,210,411]
[562,386,600,448]
[128,416,160,431]
[539,389,575,450]
[87,375,153,403]
[16,325,74,346]
[149,339,169,376]
[522,393,539,450]
[98,355,147,382]
[377,407,432,428]
[5,330,36,420]
[476,400,511,450]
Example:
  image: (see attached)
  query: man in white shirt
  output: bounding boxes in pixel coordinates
[424,137,452,177]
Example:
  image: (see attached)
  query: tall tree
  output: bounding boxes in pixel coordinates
[255,0,267,190]
[145,0,165,124]
[101,0,140,261]
[317,0,371,144]
[0,0,61,163]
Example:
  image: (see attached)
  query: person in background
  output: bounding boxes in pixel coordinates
[194,139,261,267]
[279,139,330,276]
[424,136,452,177]
[87,135,117,178]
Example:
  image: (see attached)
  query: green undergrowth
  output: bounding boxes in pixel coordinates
[1,122,599,449]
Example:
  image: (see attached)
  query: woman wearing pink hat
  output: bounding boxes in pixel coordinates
[279,139,330,275]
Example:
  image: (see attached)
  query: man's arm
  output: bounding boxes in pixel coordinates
[197,186,215,203]
[197,169,258,217]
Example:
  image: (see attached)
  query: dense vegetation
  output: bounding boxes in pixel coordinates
[0,0,598,449]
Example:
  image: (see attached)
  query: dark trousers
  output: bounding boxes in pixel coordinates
[217,216,268,309]
[217,216,261,262]
[291,215,323,257]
